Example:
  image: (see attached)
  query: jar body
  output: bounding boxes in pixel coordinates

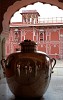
[5,51,54,97]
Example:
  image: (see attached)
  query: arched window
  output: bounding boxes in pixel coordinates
[14,28,20,42]
[40,33,43,41]
[39,29,45,41]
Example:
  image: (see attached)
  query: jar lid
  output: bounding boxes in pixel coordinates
[20,40,36,52]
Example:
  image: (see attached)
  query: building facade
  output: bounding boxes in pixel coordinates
[5,10,63,59]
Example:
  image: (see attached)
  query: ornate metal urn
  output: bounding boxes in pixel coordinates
[1,40,56,97]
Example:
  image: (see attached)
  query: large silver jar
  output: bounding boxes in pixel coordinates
[1,40,56,97]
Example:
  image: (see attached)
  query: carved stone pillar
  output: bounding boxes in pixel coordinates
[0,34,5,79]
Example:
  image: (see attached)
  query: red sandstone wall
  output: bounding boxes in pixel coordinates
[5,27,63,59]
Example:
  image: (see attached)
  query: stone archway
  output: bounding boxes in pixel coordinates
[2,0,63,35]
[0,0,63,79]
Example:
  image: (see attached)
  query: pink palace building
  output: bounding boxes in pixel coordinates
[5,10,63,59]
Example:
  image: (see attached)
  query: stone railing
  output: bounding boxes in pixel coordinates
[38,17,63,23]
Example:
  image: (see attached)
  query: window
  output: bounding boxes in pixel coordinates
[40,32,43,41]
[14,28,20,42]
[39,29,45,41]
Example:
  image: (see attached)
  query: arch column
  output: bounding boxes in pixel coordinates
[0,36,2,79]
[0,33,7,65]
[1,38,6,59]
[0,35,2,67]
[0,34,6,79]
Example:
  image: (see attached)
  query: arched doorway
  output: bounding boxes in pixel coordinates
[2,0,63,35]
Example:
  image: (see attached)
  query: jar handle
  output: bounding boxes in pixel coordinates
[51,58,56,70]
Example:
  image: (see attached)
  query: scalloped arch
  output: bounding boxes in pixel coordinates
[2,0,63,35]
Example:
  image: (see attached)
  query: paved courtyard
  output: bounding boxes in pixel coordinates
[0,60,63,100]
[52,60,63,76]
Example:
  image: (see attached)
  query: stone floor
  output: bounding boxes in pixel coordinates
[0,60,63,100]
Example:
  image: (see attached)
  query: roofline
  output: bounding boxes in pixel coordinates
[9,23,63,28]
